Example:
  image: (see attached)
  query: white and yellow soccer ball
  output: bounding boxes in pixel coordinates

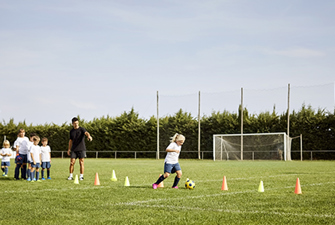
[185,178,195,189]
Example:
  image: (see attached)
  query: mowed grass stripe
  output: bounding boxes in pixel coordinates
[132,204,335,218]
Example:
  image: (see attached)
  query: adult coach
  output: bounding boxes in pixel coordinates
[67,117,93,181]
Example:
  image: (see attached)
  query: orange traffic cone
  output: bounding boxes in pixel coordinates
[294,178,302,194]
[221,176,228,191]
[157,174,164,188]
[94,173,100,186]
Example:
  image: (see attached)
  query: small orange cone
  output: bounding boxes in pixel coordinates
[157,174,164,188]
[221,176,228,191]
[294,178,302,194]
[94,173,100,186]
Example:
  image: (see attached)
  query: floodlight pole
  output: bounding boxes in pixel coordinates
[241,87,244,161]
[157,91,159,160]
[287,83,291,161]
[198,91,201,160]
[300,134,303,161]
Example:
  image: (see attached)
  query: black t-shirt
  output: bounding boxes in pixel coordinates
[70,127,87,152]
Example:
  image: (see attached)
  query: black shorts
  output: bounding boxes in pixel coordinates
[70,151,86,159]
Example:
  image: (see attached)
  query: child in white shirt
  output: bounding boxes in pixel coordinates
[1,140,12,177]
[152,133,185,189]
[40,137,52,180]
[29,136,42,182]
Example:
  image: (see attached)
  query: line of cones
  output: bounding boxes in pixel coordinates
[73,170,130,186]
[75,172,303,194]
[221,176,302,194]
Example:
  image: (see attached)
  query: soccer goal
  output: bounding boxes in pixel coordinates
[213,132,289,161]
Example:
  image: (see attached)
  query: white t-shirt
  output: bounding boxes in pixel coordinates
[1,148,12,162]
[27,141,33,162]
[30,145,41,163]
[164,142,181,164]
[41,145,51,162]
[15,137,30,154]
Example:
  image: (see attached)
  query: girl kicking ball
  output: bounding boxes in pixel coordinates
[152,133,185,189]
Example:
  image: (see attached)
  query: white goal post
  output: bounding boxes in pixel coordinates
[213,132,290,161]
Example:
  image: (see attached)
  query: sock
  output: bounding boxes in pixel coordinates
[30,171,34,180]
[22,166,27,179]
[15,165,20,179]
[27,168,31,179]
[5,167,8,175]
[1,168,4,172]
[41,170,44,178]
[172,176,180,187]
[36,172,40,180]
[69,173,73,178]
[80,174,83,178]
[155,175,165,185]
[47,169,50,178]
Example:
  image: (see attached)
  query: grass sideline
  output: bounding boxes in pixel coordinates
[0,159,334,224]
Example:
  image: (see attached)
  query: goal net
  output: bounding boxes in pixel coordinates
[213,132,289,161]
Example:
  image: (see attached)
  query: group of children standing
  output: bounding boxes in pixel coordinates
[1,129,51,181]
[2,128,186,189]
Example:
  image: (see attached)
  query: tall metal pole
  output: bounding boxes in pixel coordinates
[241,87,244,161]
[300,134,303,161]
[157,91,159,160]
[287,83,291,161]
[198,91,201,159]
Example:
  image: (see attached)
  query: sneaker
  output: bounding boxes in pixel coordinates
[67,176,73,180]
[2,172,5,176]
[152,183,158,189]
[47,177,51,180]
[4,175,7,177]
[27,178,31,182]
[41,177,45,180]
[33,178,36,182]
[37,180,42,182]
[79,177,84,181]
[172,186,179,189]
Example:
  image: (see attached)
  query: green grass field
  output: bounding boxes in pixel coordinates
[0,159,334,224]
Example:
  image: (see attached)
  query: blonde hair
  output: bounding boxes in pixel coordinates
[3,140,10,148]
[33,136,40,142]
[171,133,185,143]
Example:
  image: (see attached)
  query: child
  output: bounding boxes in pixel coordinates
[1,140,12,177]
[152,133,185,189]
[40,137,51,180]
[26,133,36,180]
[14,129,30,180]
[28,136,41,182]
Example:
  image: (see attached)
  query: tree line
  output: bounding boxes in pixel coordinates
[1,106,334,160]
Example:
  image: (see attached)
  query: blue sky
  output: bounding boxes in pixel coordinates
[1,0,334,125]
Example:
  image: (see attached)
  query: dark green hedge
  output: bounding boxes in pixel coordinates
[1,106,334,159]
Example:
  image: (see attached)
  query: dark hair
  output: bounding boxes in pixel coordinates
[30,132,37,138]
[72,117,78,123]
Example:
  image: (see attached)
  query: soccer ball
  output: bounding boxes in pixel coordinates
[185,179,195,189]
